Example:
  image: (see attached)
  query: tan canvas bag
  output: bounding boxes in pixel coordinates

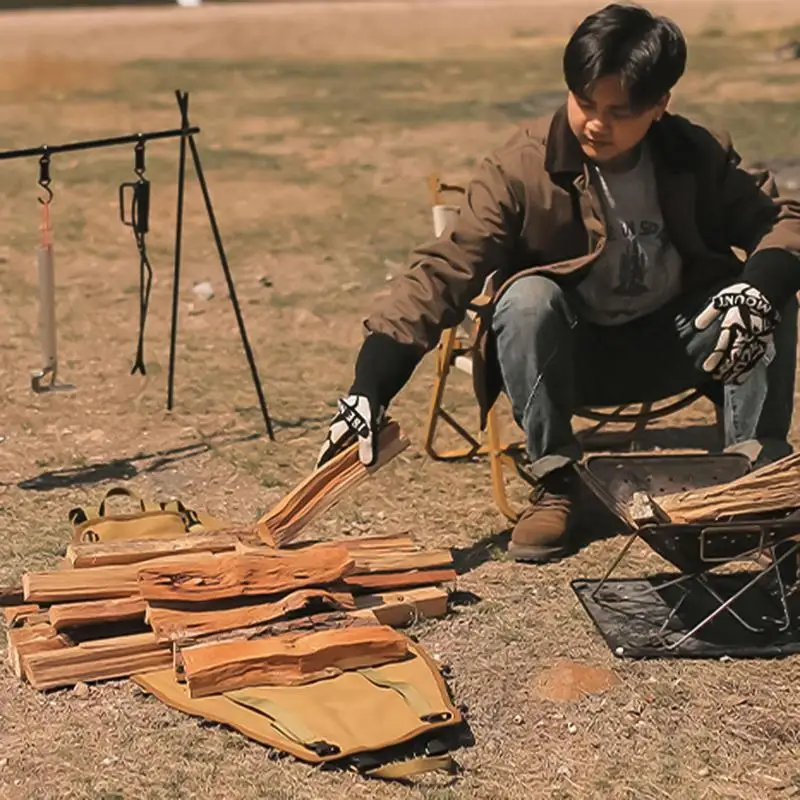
[134,639,463,779]
[68,486,232,544]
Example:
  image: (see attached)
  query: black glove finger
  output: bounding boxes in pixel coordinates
[316,415,357,469]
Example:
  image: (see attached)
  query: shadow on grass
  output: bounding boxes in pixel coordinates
[11,415,330,492]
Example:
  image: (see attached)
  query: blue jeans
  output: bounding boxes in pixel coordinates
[492,275,797,480]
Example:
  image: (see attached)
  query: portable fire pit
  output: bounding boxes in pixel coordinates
[572,453,800,659]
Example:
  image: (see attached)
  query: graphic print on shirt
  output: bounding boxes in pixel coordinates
[612,219,649,297]
[610,219,671,298]
[575,142,684,327]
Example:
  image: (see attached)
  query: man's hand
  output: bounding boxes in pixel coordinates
[316,394,385,469]
[694,282,779,384]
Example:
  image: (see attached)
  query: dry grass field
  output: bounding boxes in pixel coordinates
[1,1,800,798]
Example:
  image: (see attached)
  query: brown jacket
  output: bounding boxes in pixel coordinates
[364,105,800,423]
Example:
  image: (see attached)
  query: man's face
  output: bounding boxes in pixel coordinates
[566,75,668,164]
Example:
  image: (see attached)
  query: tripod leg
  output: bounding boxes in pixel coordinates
[167,95,189,410]
[185,133,275,440]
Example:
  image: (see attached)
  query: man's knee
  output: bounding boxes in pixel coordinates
[493,275,574,335]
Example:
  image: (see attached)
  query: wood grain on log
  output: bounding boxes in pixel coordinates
[352,586,449,627]
[341,534,418,551]
[7,624,72,679]
[22,632,172,691]
[23,563,144,603]
[234,533,420,559]
[21,554,203,604]
[66,533,244,569]
[171,611,377,681]
[182,624,410,698]
[147,588,355,642]
[49,596,148,632]
[233,539,451,574]
[350,549,453,573]
[658,452,800,523]
[3,604,43,628]
[137,543,354,604]
[256,421,409,548]
[342,568,457,593]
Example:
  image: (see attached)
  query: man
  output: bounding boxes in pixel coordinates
[317,3,800,563]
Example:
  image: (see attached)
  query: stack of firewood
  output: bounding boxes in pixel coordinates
[4,533,455,694]
[3,422,456,696]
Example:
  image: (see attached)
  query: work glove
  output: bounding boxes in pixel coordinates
[694,282,779,385]
[316,332,423,469]
[317,393,385,468]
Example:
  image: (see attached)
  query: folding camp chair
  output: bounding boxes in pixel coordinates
[573,452,800,658]
[423,174,720,522]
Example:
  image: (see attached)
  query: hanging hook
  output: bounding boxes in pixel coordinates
[38,149,53,206]
[134,136,146,179]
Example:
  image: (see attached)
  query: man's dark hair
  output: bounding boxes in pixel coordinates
[563,3,687,111]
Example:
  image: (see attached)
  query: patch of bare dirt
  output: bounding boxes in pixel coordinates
[533,661,621,702]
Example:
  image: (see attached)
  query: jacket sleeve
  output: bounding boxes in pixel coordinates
[718,135,800,308]
[363,151,525,352]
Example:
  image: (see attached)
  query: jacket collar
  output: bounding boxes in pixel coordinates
[543,103,694,178]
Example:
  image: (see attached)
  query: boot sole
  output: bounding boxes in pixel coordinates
[507,541,569,564]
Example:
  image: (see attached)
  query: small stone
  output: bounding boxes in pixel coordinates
[258,276,274,288]
[192,281,215,301]
[719,655,733,663]
[567,722,578,734]
[512,714,523,725]
[72,681,90,699]
[697,767,710,778]
[615,647,625,656]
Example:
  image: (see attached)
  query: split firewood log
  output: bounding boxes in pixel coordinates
[181,624,410,698]
[49,596,148,632]
[137,542,354,603]
[66,533,245,569]
[256,421,409,548]
[146,588,355,642]
[22,632,172,691]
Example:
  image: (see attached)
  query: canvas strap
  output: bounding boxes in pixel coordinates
[224,692,339,757]
[364,754,456,779]
[357,669,441,720]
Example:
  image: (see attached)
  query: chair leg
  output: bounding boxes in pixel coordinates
[423,328,488,460]
[423,328,458,458]
[486,405,520,523]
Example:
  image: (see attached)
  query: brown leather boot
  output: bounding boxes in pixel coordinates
[508,466,581,563]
